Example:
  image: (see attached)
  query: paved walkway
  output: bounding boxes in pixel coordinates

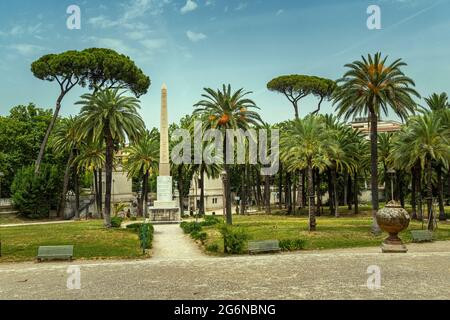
[0,232,449,300]
[151,224,204,260]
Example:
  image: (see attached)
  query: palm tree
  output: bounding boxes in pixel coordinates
[50,116,81,218]
[125,129,159,218]
[333,52,420,234]
[193,84,262,225]
[76,88,145,227]
[422,93,450,220]
[281,116,337,231]
[423,93,449,112]
[392,113,450,230]
[74,143,105,218]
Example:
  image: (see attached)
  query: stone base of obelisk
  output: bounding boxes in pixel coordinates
[148,176,180,224]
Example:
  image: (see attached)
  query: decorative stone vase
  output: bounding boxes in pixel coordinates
[376,201,410,253]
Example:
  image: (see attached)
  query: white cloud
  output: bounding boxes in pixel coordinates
[9,43,45,56]
[181,0,198,14]
[140,39,167,50]
[186,30,207,42]
[235,2,247,11]
[276,9,284,16]
[88,15,119,29]
[205,0,214,6]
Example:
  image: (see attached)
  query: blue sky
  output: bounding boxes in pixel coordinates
[0,0,449,128]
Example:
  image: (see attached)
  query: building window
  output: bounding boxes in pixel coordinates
[212,198,218,204]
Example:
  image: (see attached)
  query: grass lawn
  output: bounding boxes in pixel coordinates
[0,221,147,263]
[201,214,450,254]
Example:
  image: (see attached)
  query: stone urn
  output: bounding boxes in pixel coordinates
[376,201,410,253]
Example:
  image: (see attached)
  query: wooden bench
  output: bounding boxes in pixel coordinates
[410,230,433,243]
[248,240,280,254]
[37,245,74,262]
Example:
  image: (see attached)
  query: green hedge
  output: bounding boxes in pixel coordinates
[125,222,154,250]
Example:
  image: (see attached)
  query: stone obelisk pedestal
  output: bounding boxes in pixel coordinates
[149,84,180,224]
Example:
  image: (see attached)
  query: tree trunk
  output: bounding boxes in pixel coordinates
[302,171,307,209]
[178,166,184,216]
[74,165,80,220]
[343,172,348,208]
[199,165,205,216]
[98,168,103,218]
[93,169,101,218]
[292,102,299,120]
[298,170,304,209]
[264,175,271,214]
[426,156,434,231]
[292,172,297,214]
[142,170,149,219]
[35,91,67,173]
[315,169,321,216]
[286,171,292,214]
[103,126,113,228]
[369,111,381,234]
[255,168,263,211]
[331,168,339,218]
[308,164,316,231]
[240,166,245,215]
[398,172,405,208]
[278,163,283,209]
[223,136,232,224]
[411,167,417,220]
[354,172,359,215]
[57,150,74,218]
[417,165,423,221]
[327,169,334,215]
[347,173,352,210]
[437,165,446,221]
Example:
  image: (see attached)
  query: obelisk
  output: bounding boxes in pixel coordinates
[159,83,170,177]
[152,84,178,219]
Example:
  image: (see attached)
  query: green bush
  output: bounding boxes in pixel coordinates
[138,223,154,250]
[191,231,207,243]
[125,223,154,250]
[111,216,123,228]
[279,239,306,251]
[206,243,219,253]
[201,216,222,227]
[220,225,249,254]
[11,164,62,218]
[180,221,202,234]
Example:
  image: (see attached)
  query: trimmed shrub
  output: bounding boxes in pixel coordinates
[220,225,249,254]
[111,216,123,228]
[138,223,154,250]
[191,231,207,243]
[206,243,219,253]
[201,216,222,227]
[279,239,306,251]
[180,221,202,234]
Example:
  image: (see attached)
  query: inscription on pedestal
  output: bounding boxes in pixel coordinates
[157,176,173,202]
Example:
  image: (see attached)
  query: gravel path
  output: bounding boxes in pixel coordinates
[0,236,449,300]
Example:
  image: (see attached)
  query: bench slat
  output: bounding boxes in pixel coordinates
[248,240,280,254]
[37,245,74,261]
[410,231,433,243]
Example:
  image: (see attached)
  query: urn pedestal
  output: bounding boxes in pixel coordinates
[376,201,410,253]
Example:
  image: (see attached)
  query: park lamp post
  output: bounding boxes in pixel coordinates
[387,168,396,202]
